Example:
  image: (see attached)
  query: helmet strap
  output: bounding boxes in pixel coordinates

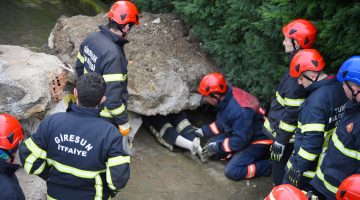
[302,72,320,83]
[345,81,359,102]
[210,93,222,103]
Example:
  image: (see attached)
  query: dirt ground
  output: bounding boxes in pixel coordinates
[117,126,273,200]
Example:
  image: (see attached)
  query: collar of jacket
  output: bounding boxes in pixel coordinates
[345,100,360,112]
[305,74,337,93]
[216,85,233,110]
[99,25,129,46]
[67,103,102,118]
[0,160,20,177]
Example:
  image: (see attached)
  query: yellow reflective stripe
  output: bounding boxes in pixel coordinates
[316,169,338,193]
[301,123,325,133]
[107,156,130,167]
[100,107,113,118]
[94,175,103,200]
[47,194,56,200]
[332,133,360,161]
[25,139,47,159]
[276,92,304,107]
[109,104,126,116]
[24,154,37,174]
[264,119,276,137]
[34,161,47,175]
[298,148,318,161]
[106,166,116,190]
[103,74,127,82]
[84,68,88,74]
[77,52,84,64]
[176,119,191,133]
[279,121,297,132]
[47,158,101,179]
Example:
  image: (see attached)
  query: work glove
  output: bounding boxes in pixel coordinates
[194,127,204,137]
[110,190,118,198]
[119,123,131,136]
[288,164,303,187]
[270,141,285,161]
[306,190,319,200]
[202,142,219,160]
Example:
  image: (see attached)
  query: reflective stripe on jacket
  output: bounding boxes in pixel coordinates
[19,104,130,200]
[75,25,129,126]
[266,71,307,144]
[310,101,360,199]
[288,76,347,176]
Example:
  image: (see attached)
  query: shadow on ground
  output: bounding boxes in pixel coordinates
[117,126,273,200]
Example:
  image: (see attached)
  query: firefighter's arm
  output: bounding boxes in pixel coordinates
[294,107,326,172]
[220,108,255,153]
[105,131,130,192]
[100,53,129,134]
[201,119,224,138]
[75,44,85,77]
[19,119,51,180]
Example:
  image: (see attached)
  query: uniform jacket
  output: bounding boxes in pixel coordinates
[0,161,25,200]
[202,86,269,157]
[311,101,360,199]
[288,76,347,177]
[75,25,129,126]
[19,104,130,200]
[265,71,307,144]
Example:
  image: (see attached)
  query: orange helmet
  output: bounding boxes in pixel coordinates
[289,49,325,78]
[108,1,139,26]
[265,184,307,200]
[198,72,228,96]
[336,174,360,200]
[283,19,317,49]
[0,114,24,150]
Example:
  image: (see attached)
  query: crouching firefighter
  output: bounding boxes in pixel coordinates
[283,49,347,190]
[142,112,203,161]
[19,73,130,200]
[197,72,272,180]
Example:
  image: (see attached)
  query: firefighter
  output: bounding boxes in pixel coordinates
[336,174,360,200]
[75,1,140,136]
[283,49,347,190]
[0,114,25,200]
[19,73,130,200]
[197,72,272,180]
[142,112,203,160]
[264,19,318,186]
[310,56,360,200]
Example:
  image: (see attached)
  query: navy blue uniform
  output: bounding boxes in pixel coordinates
[263,71,307,185]
[76,25,129,126]
[284,76,347,189]
[202,86,272,180]
[0,161,25,200]
[19,104,130,200]
[311,101,360,199]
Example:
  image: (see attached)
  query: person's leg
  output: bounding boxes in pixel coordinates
[225,144,270,181]
[272,143,294,186]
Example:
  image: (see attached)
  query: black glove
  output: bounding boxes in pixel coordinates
[202,142,219,160]
[110,190,118,198]
[288,164,303,187]
[270,141,285,161]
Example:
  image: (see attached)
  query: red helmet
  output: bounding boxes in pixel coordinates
[108,1,139,26]
[290,49,325,78]
[0,114,24,150]
[337,174,360,200]
[265,184,307,200]
[198,72,227,96]
[282,19,317,49]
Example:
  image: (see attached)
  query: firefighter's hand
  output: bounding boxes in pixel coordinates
[202,142,219,160]
[270,141,285,161]
[119,123,131,136]
[194,127,204,137]
[288,164,303,187]
[110,190,118,198]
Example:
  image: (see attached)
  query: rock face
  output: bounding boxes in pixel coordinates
[49,12,216,116]
[0,45,63,121]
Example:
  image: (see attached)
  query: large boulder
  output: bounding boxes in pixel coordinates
[0,45,63,121]
[49,12,216,116]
